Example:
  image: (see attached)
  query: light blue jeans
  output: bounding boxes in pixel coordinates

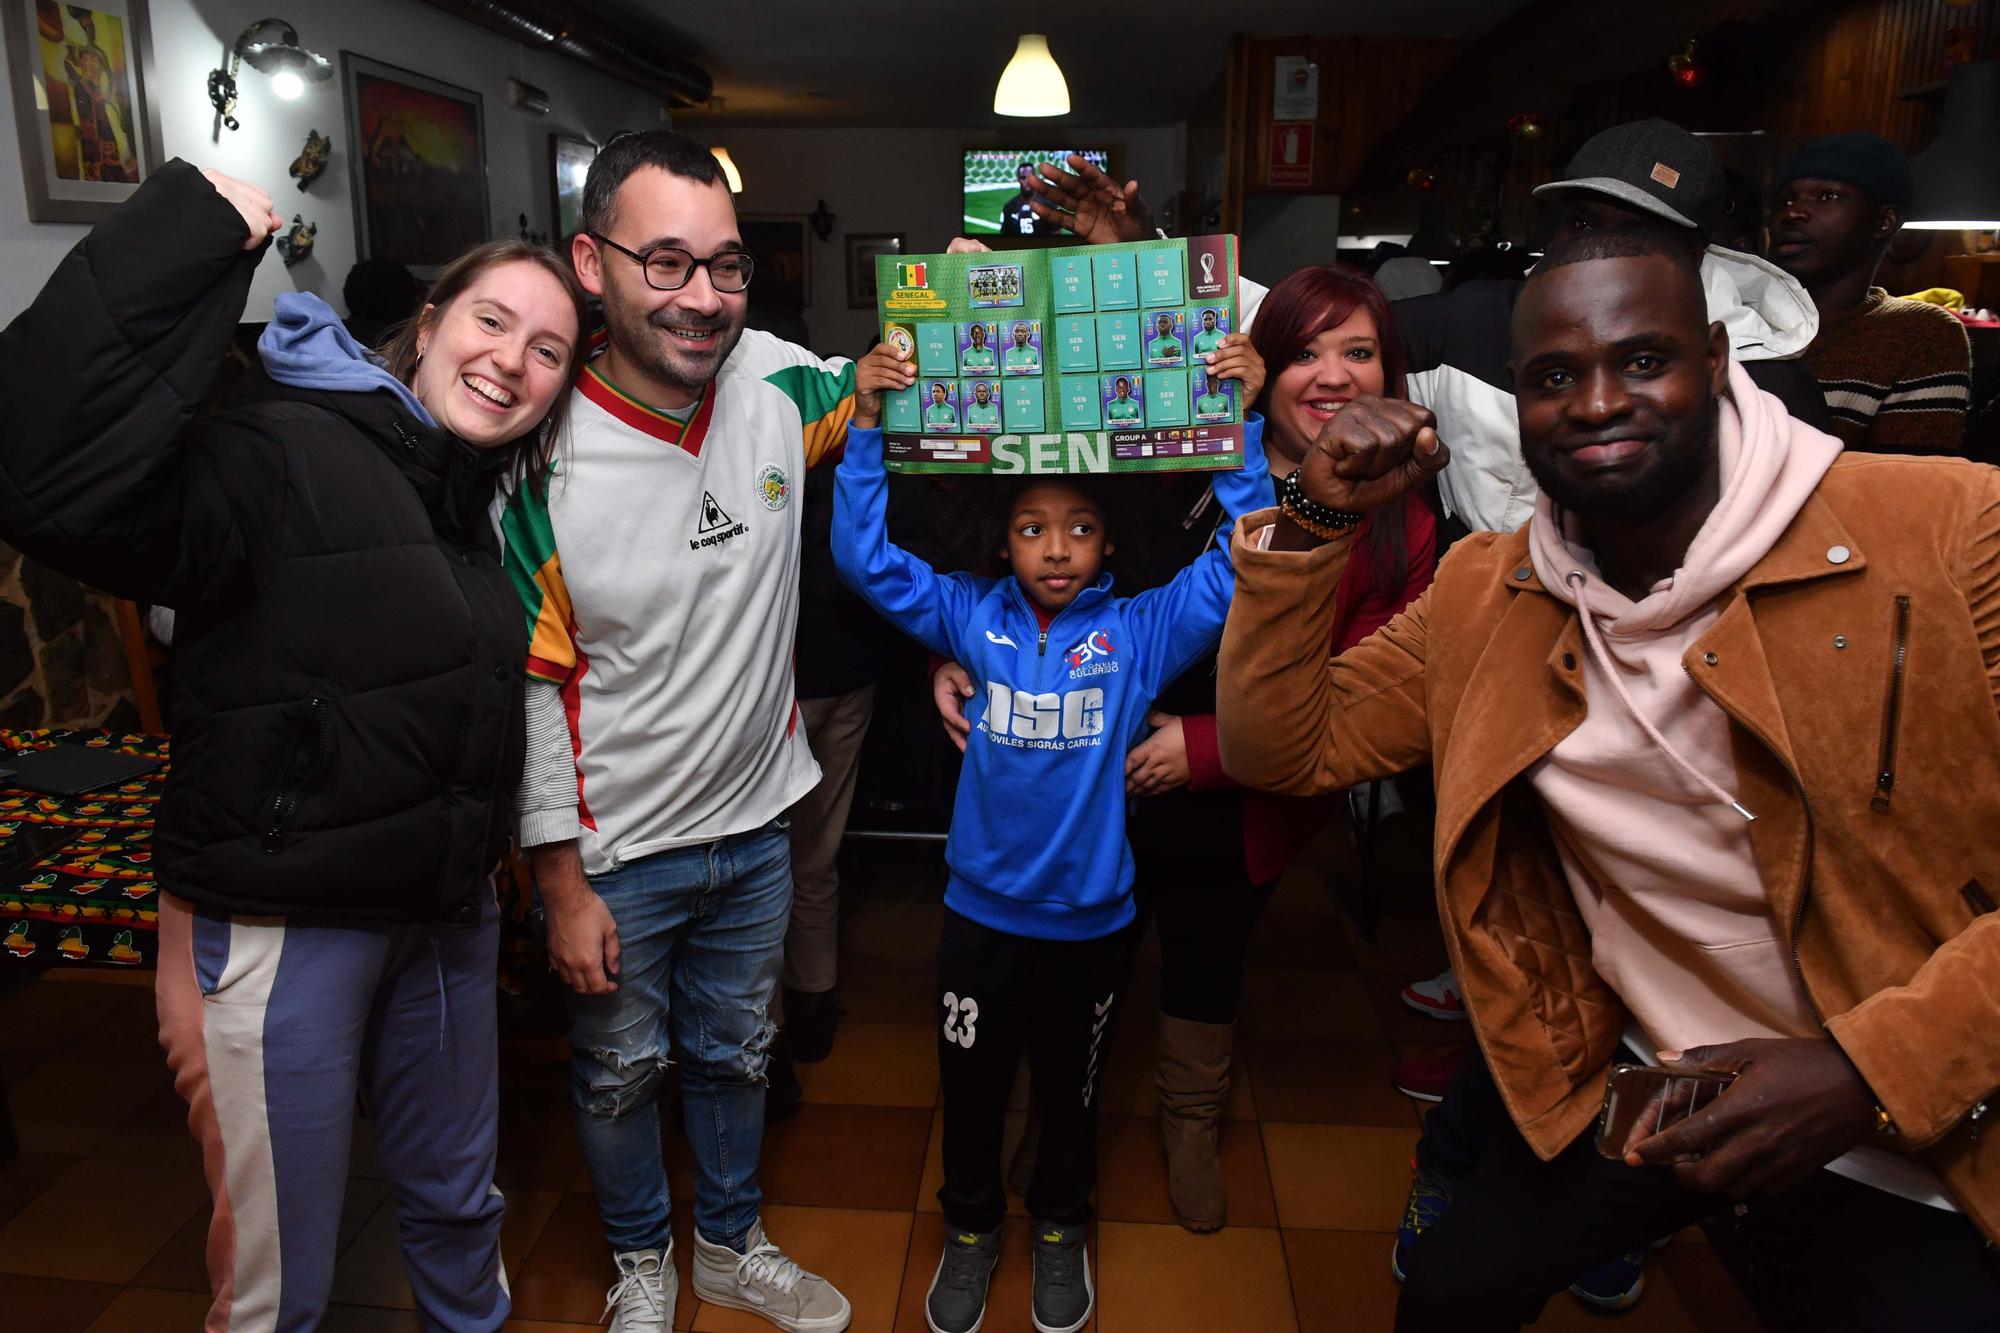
[565,820,791,1252]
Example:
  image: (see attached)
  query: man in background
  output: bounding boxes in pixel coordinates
[1769,133,1974,454]
[341,257,420,349]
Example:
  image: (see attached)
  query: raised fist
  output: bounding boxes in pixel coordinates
[1294,395,1450,513]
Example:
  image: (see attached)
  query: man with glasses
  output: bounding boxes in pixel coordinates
[502,129,856,1333]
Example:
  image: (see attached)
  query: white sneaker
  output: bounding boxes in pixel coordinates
[604,1243,677,1331]
[691,1220,852,1332]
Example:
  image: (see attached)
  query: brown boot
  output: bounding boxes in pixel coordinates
[1156,1014,1233,1232]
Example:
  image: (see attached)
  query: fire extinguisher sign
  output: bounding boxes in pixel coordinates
[1268,121,1314,186]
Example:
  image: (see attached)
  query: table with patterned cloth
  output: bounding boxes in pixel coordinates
[0,729,552,988]
[0,729,166,969]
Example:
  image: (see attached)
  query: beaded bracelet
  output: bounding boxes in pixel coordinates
[1279,468,1366,532]
[1278,499,1354,541]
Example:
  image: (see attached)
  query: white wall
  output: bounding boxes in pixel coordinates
[715,126,1187,357]
[1,0,667,321]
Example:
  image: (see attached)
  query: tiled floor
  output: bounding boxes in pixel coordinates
[0,830,1765,1332]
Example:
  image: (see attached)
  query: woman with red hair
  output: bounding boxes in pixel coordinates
[1123,264,1438,1231]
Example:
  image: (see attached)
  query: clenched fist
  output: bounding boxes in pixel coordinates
[200,168,283,250]
[1295,395,1450,514]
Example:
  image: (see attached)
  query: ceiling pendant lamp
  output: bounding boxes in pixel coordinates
[994,34,1070,118]
[1906,61,2000,229]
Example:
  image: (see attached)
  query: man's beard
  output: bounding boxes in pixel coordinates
[1523,400,1718,523]
[601,292,744,396]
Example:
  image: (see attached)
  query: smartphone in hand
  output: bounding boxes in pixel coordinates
[1596,1062,1736,1162]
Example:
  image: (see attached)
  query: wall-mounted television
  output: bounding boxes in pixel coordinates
[962,147,1116,239]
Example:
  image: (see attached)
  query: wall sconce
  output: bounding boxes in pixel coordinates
[808,199,836,242]
[208,18,331,132]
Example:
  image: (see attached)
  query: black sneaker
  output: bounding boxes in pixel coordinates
[784,986,842,1064]
[925,1223,1001,1333]
[1390,1163,1454,1282]
[1029,1220,1093,1333]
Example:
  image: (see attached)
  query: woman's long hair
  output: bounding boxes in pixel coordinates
[1249,265,1413,599]
[377,240,589,492]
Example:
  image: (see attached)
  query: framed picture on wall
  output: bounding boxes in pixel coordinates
[4,0,163,223]
[549,134,597,245]
[845,233,904,308]
[738,214,810,310]
[342,52,488,277]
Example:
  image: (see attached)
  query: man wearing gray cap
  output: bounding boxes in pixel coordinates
[1769,133,1973,455]
[1009,121,1830,535]
[1389,117,1828,534]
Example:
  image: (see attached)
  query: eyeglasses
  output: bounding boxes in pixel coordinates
[590,232,756,293]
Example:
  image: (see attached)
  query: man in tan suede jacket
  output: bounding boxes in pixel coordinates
[1217,228,2000,1331]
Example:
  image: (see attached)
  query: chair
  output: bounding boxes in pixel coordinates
[111,599,169,734]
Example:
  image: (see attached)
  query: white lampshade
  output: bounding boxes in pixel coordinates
[710,146,744,194]
[994,34,1070,118]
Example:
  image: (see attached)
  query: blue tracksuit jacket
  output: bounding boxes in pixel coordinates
[832,418,1271,940]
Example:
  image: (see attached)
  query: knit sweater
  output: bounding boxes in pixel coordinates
[1801,288,1972,455]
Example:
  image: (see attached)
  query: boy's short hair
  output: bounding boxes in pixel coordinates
[941,474,1147,587]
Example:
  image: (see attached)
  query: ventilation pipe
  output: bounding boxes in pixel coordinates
[416,0,712,108]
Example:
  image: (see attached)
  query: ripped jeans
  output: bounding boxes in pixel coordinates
[566,819,791,1252]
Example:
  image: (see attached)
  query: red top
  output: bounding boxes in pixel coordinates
[1180,491,1438,883]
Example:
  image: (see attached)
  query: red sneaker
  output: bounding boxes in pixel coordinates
[1400,968,1467,1020]
[1392,1044,1469,1103]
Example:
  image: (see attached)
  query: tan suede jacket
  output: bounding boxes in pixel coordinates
[1216,453,2000,1241]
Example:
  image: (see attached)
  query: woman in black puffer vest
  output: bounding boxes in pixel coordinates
[0,162,587,1331]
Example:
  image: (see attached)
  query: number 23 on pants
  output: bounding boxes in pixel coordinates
[943,991,980,1049]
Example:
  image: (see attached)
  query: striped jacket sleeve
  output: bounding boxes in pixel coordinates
[760,336,858,466]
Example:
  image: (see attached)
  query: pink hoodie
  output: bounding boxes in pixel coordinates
[1526,363,1951,1209]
